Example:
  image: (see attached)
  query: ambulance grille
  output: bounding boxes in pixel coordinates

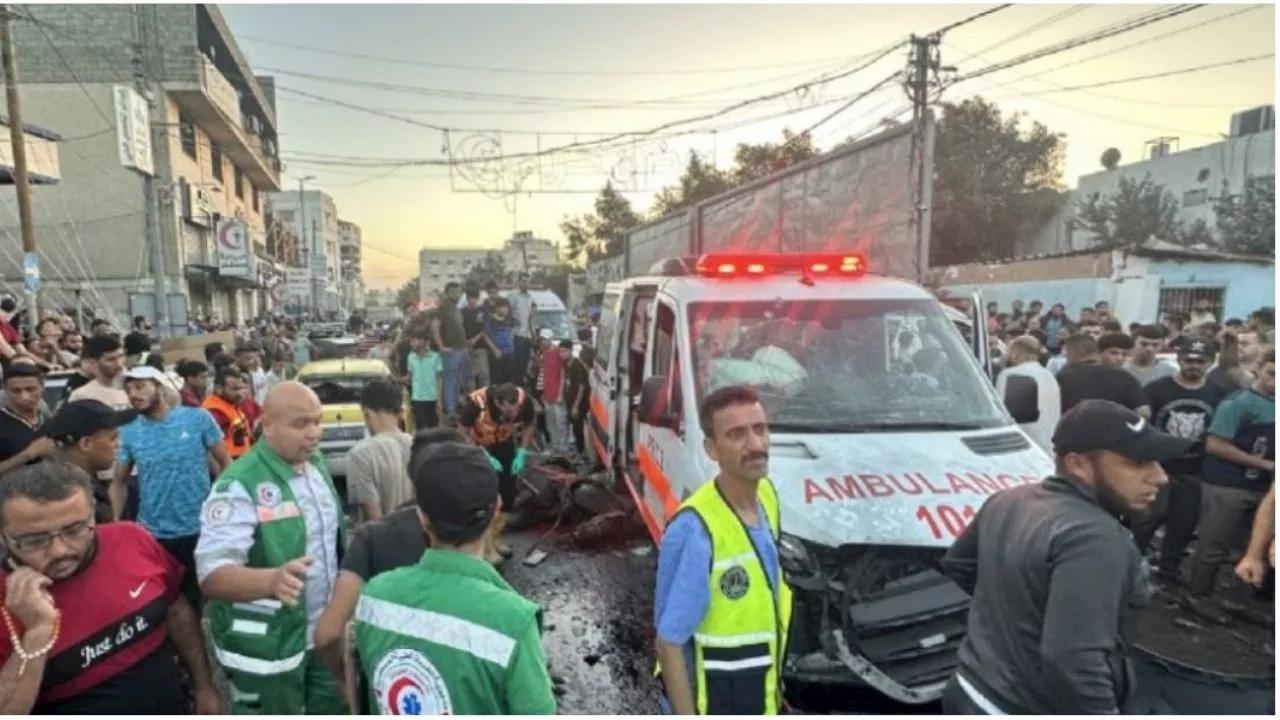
[960,431,1030,456]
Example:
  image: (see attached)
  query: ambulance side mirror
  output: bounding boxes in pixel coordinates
[1002,374,1041,425]
[639,375,680,430]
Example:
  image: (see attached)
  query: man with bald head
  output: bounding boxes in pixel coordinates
[195,381,347,714]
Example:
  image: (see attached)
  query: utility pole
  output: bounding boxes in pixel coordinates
[297,175,315,318]
[906,34,940,286]
[134,4,171,339]
[1,4,40,330]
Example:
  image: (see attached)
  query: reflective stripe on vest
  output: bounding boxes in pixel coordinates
[655,478,793,715]
[468,387,525,446]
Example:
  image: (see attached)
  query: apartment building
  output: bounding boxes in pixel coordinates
[267,189,342,314]
[339,219,363,311]
[417,231,561,300]
[0,3,282,330]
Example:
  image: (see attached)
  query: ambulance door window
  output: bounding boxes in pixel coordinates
[595,290,620,371]
[651,301,676,379]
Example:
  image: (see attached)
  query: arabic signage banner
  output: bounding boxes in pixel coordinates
[216,218,251,278]
[113,85,154,176]
[285,268,311,297]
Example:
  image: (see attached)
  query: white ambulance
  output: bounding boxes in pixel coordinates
[587,253,1054,705]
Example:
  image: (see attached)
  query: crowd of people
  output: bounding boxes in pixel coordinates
[988,297,1275,630]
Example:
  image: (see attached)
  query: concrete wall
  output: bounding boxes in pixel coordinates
[942,278,1115,319]
[1146,257,1275,321]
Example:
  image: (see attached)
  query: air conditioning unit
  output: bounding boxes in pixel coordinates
[1230,106,1275,137]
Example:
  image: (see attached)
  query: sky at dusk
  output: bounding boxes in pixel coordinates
[217,2,1277,289]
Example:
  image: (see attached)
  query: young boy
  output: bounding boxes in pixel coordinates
[405,333,443,429]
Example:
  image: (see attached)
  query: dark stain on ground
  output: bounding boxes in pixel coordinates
[502,528,663,715]
[1133,580,1274,677]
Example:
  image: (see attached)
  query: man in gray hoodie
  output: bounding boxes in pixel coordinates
[940,400,1192,714]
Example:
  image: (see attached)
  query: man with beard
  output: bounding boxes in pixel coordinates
[196,382,346,714]
[203,367,254,460]
[0,364,52,475]
[653,385,790,716]
[69,335,128,409]
[0,462,220,714]
[1131,340,1228,581]
[940,401,1192,714]
[458,383,535,565]
[47,400,137,524]
[111,367,230,610]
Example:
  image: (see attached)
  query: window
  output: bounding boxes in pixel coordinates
[210,145,223,182]
[252,186,260,213]
[596,291,620,370]
[1182,188,1208,207]
[652,301,676,378]
[1158,286,1224,323]
[234,167,244,199]
[179,114,197,160]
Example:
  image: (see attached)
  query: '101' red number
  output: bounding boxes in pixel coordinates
[916,504,978,540]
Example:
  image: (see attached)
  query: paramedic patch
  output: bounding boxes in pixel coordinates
[204,498,233,525]
[256,484,281,508]
[719,565,750,600]
[373,649,452,715]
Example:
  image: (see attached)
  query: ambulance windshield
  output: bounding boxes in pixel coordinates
[688,298,1009,432]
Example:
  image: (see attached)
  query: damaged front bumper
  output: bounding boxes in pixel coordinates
[780,537,969,705]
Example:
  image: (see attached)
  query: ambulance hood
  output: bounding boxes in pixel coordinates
[759,429,1055,549]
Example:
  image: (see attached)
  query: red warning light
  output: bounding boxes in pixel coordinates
[696,254,866,278]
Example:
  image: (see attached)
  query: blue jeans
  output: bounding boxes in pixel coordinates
[441,349,468,416]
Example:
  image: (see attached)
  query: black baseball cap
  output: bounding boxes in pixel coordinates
[410,442,499,534]
[1053,400,1194,463]
[1178,339,1214,362]
[45,400,138,445]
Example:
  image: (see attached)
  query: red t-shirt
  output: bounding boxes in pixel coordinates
[539,349,565,404]
[0,318,19,347]
[240,398,262,430]
[0,522,185,713]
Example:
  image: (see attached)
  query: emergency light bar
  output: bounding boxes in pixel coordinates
[694,253,866,278]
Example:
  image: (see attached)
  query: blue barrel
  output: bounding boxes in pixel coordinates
[1127,643,1275,715]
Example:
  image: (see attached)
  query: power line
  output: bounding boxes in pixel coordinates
[933,4,1014,35]
[970,4,1090,57]
[955,5,1205,82]
[996,53,1274,99]
[236,33,865,77]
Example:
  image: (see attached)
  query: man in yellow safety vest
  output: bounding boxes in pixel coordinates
[653,384,793,715]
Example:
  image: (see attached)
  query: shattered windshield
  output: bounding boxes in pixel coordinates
[538,309,578,342]
[688,298,1009,432]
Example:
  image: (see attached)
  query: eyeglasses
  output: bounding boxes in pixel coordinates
[5,519,95,553]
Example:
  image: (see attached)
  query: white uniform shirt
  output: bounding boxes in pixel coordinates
[194,462,340,647]
[996,360,1061,454]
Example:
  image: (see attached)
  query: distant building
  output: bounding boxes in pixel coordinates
[268,190,341,314]
[1073,106,1275,249]
[502,231,559,273]
[339,219,363,311]
[417,231,561,300]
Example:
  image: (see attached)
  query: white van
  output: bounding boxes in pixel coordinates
[588,254,1053,705]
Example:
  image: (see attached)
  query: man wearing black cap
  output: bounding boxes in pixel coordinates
[1131,339,1228,580]
[351,441,556,715]
[940,399,1193,715]
[45,399,139,523]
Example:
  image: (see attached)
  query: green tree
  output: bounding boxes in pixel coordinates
[1077,173,1181,251]
[464,251,508,287]
[1214,176,1275,256]
[930,97,1066,265]
[652,151,732,215]
[729,128,820,184]
[560,181,642,262]
[395,278,419,309]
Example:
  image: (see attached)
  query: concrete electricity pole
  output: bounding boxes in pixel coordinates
[134,4,171,338]
[906,33,940,286]
[1,5,41,329]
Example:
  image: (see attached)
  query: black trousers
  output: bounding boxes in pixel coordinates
[158,534,203,611]
[487,440,519,509]
[571,408,586,454]
[941,677,989,715]
[488,351,514,386]
[1131,473,1202,575]
[411,400,439,430]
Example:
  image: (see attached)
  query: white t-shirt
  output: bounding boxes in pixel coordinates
[251,369,270,405]
[996,361,1060,455]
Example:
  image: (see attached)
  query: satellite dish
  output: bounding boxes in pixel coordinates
[1101,148,1121,170]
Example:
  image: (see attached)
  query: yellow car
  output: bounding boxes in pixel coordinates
[295,358,411,479]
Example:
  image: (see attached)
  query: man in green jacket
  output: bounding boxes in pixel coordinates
[195,381,347,714]
[353,441,556,715]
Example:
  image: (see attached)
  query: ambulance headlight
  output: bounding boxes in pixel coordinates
[778,533,817,579]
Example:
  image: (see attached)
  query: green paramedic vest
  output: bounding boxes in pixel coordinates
[353,549,549,715]
[655,477,794,715]
[207,441,348,682]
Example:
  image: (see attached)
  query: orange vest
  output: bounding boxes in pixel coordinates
[468,388,525,446]
[203,393,252,459]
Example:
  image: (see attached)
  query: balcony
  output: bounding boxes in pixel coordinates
[169,51,281,191]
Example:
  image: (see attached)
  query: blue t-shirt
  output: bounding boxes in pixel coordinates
[653,502,780,710]
[1203,387,1275,492]
[485,313,517,355]
[407,351,442,402]
[118,406,222,539]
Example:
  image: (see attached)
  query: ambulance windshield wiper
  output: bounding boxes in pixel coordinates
[769,421,988,433]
